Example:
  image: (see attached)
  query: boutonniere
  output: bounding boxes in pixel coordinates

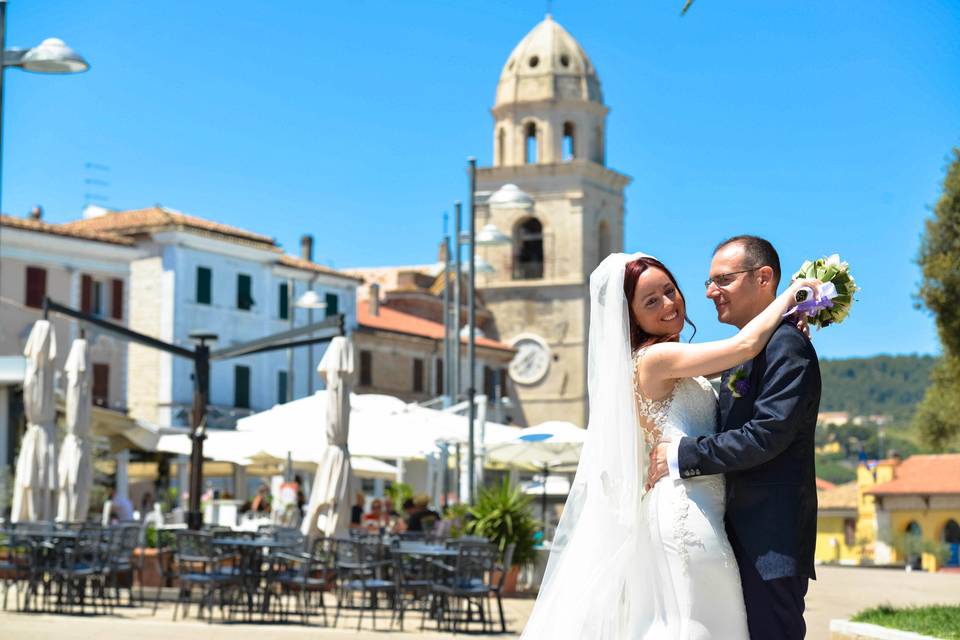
[726,367,749,399]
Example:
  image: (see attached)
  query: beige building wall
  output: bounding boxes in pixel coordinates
[126,256,165,423]
[0,236,133,412]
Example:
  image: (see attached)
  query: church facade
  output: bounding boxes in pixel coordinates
[476,16,631,427]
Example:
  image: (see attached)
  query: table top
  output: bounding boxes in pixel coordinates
[393,543,458,557]
[212,537,291,548]
[0,529,80,539]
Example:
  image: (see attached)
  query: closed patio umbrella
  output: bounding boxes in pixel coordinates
[301,337,355,538]
[11,320,59,522]
[57,338,93,522]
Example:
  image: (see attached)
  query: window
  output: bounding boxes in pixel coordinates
[81,275,94,314]
[25,266,47,309]
[435,358,444,396]
[235,365,251,409]
[277,370,288,405]
[111,279,124,320]
[497,127,506,165]
[92,363,109,407]
[91,281,103,316]
[524,122,538,164]
[562,122,575,161]
[483,366,496,400]
[237,274,254,310]
[843,518,856,547]
[513,218,544,280]
[325,293,339,317]
[597,219,611,266]
[278,282,289,320]
[196,267,212,304]
[413,358,425,393]
[359,350,373,387]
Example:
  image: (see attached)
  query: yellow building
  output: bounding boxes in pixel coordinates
[815,482,860,564]
[816,454,960,572]
[865,454,960,572]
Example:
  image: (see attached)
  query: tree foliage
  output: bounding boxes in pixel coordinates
[914,149,960,449]
[819,355,936,421]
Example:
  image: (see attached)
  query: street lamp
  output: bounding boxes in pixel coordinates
[0,0,90,211]
[286,285,327,402]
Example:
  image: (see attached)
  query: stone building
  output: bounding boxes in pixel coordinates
[475,16,631,427]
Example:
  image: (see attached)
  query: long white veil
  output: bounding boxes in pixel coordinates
[521,252,675,638]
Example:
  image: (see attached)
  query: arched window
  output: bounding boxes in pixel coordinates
[562,122,575,161]
[597,219,611,266]
[944,519,960,544]
[514,217,544,280]
[524,122,538,164]
[595,125,605,164]
[497,127,506,165]
[906,521,922,536]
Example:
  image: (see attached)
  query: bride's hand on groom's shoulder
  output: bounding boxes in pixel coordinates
[645,440,671,491]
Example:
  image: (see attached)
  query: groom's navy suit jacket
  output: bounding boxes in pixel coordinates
[677,321,820,581]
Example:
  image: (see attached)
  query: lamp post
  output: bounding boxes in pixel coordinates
[286,286,327,402]
[0,0,89,211]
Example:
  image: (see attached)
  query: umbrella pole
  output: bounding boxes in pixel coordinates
[542,464,549,527]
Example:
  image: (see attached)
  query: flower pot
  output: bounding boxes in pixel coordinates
[133,547,173,588]
[493,565,522,596]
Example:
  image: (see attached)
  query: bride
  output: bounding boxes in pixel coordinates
[520,252,818,639]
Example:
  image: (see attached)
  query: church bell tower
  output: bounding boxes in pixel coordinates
[476,15,631,427]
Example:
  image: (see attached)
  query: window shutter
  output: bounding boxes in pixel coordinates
[238,274,253,310]
[413,358,424,393]
[277,370,288,404]
[279,283,289,320]
[25,267,47,308]
[81,275,93,313]
[235,365,251,409]
[111,279,124,319]
[92,363,109,407]
[197,267,212,304]
[359,351,373,386]
[325,293,339,317]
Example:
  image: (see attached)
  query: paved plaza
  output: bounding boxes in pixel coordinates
[0,566,956,639]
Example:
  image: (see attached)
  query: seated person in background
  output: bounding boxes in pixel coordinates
[350,491,366,528]
[363,498,385,530]
[250,484,272,514]
[109,486,135,522]
[404,495,441,533]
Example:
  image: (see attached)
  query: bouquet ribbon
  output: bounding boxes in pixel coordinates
[784,281,838,318]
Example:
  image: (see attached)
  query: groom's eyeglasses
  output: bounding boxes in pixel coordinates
[704,268,759,289]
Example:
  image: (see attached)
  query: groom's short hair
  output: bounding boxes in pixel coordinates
[715,235,781,286]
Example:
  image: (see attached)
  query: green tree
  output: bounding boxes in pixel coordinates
[914,148,960,449]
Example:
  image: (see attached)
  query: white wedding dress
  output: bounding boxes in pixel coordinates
[520,253,748,639]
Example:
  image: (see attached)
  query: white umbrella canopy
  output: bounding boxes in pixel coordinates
[302,336,355,538]
[57,338,94,522]
[485,421,585,470]
[11,321,59,522]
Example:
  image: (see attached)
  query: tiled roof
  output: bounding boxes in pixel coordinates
[59,206,276,247]
[817,482,858,510]
[865,454,960,495]
[358,300,514,352]
[815,477,836,491]
[278,255,364,283]
[1,214,135,246]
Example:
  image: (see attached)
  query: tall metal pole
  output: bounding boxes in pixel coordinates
[442,224,452,407]
[452,201,462,403]
[188,342,210,530]
[0,0,7,212]
[467,156,477,505]
[287,278,294,402]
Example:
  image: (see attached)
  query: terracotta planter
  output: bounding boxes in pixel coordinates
[133,547,173,588]
[493,565,522,596]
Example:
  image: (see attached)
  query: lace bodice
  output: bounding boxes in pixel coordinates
[633,348,719,448]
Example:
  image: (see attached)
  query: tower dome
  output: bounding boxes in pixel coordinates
[494,15,603,108]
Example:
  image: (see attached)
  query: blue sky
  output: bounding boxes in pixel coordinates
[3,1,958,358]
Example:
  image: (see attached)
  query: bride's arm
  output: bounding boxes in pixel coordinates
[640,278,820,383]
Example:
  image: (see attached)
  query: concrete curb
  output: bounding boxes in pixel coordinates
[829,619,943,640]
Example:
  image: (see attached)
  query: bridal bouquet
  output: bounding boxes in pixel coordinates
[790,254,858,329]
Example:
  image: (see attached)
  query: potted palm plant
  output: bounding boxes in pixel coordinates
[466,479,540,594]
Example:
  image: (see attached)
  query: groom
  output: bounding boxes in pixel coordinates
[649,235,821,639]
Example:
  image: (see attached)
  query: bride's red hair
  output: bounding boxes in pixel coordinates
[623,257,697,351]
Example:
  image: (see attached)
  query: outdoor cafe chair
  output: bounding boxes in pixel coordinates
[48,527,112,615]
[0,530,34,611]
[333,537,395,631]
[431,541,499,633]
[171,530,237,623]
[489,542,516,633]
[389,539,444,632]
[266,536,335,625]
[107,523,142,606]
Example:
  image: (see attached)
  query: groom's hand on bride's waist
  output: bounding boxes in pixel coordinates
[646,440,671,491]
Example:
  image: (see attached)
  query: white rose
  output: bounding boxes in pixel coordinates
[825,254,841,268]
